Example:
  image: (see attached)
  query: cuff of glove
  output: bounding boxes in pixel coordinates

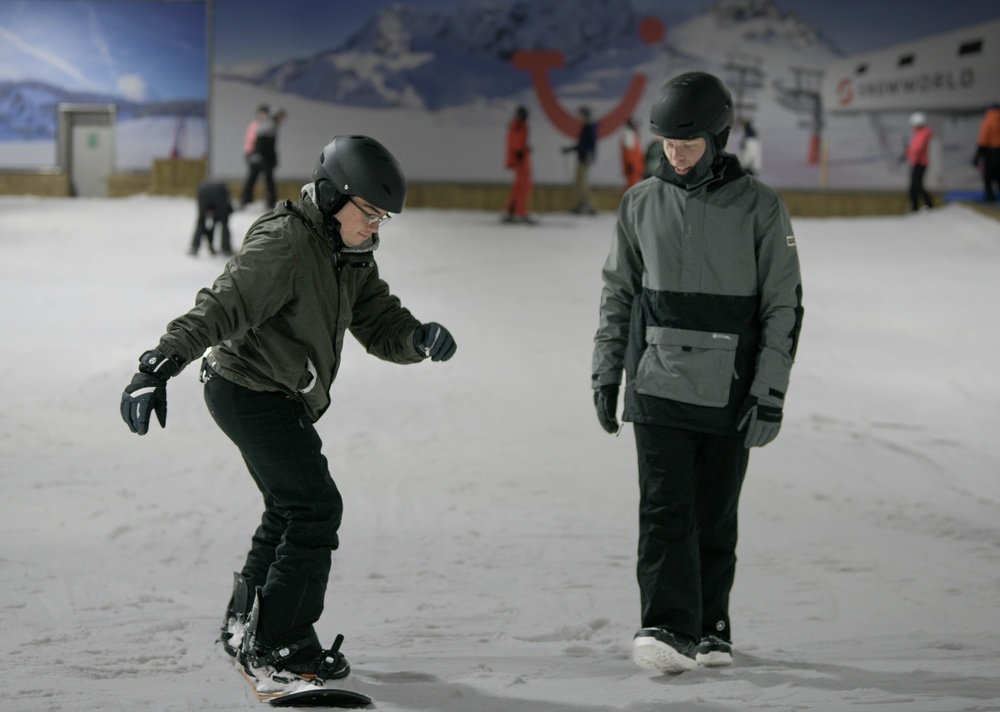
[139,348,184,380]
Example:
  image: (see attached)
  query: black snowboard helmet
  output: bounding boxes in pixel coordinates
[313,135,407,215]
[649,72,734,150]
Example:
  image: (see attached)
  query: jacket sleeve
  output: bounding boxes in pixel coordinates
[156,227,297,367]
[592,200,643,388]
[750,193,803,404]
[349,266,424,364]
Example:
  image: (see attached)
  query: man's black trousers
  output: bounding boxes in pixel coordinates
[633,423,749,644]
[205,372,342,657]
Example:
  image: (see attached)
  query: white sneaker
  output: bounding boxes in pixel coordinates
[631,628,697,673]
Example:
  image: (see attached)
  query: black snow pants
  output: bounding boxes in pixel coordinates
[908,164,933,211]
[633,423,749,644]
[204,368,342,659]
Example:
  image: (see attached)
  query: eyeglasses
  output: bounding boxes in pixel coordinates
[349,198,391,227]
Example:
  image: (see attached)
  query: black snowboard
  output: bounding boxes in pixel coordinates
[268,688,372,708]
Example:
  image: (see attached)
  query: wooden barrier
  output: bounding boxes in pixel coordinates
[0,171,71,197]
[0,163,969,220]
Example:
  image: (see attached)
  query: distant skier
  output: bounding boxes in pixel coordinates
[738,118,761,176]
[905,112,934,211]
[620,116,644,190]
[120,135,456,695]
[502,105,534,223]
[562,106,598,214]
[973,102,1000,202]
[592,72,803,674]
[239,104,277,210]
[189,181,233,256]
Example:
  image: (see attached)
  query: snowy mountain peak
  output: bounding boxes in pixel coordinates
[710,0,840,55]
[245,0,652,111]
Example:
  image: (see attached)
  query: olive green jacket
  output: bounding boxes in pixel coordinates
[156,183,424,421]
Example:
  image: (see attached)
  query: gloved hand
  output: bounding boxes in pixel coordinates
[594,384,620,434]
[737,395,783,448]
[120,349,182,435]
[414,323,456,362]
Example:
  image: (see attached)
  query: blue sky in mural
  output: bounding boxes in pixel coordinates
[0,0,206,101]
[215,0,999,67]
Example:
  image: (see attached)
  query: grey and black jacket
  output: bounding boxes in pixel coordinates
[592,155,803,435]
[156,183,424,422]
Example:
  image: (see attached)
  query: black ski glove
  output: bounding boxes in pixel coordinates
[594,384,620,434]
[737,395,783,448]
[120,349,183,435]
[413,323,456,362]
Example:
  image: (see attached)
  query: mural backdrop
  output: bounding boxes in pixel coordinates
[1,0,998,191]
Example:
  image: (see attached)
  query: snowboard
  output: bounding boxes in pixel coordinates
[267,688,373,708]
[239,667,373,708]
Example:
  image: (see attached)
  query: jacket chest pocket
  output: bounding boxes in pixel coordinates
[634,327,739,408]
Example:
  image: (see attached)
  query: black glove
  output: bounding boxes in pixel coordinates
[594,384,620,434]
[413,323,456,362]
[120,349,182,435]
[737,395,783,448]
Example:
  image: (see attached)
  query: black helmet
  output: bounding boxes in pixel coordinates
[649,72,734,148]
[313,135,406,213]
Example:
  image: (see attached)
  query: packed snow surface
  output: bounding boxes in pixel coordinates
[1,195,998,711]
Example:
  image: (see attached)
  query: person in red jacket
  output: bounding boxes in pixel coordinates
[620,116,645,189]
[905,112,933,212]
[974,103,1000,202]
[503,106,534,223]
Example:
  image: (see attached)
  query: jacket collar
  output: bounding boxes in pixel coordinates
[655,152,746,193]
[298,183,380,253]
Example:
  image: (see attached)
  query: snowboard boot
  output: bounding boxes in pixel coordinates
[694,635,733,667]
[219,572,251,659]
[241,636,350,692]
[238,585,350,694]
[631,627,697,674]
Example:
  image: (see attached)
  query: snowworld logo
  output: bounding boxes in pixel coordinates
[856,68,975,98]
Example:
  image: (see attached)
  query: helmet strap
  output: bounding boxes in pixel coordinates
[315,179,348,250]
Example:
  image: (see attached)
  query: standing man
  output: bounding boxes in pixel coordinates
[592,72,803,674]
[120,135,457,694]
[503,105,534,223]
[562,106,598,214]
[905,112,934,212]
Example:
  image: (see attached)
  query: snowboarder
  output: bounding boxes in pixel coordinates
[120,135,457,694]
[591,72,803,674]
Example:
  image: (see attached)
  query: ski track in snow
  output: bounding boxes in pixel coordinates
[1,196,999,711]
